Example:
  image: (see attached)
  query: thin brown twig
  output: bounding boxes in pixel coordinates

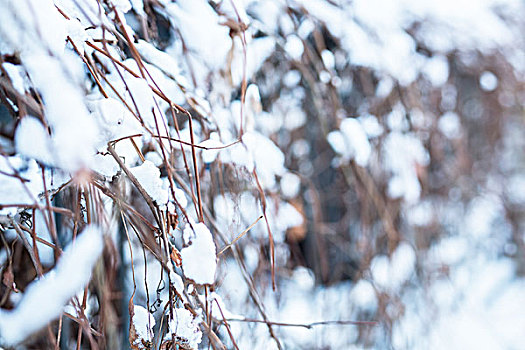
[106,141,162,229]
[224,318,378,329]
[252,169,276,291]
[217,215,263,256]
[110,133,241,151]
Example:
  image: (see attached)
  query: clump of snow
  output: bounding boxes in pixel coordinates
[0,225,103,346]
[321,50,335,70]
[169,266,185,297]
[358,114,384,138]
[370,255,390,289]
[280,172,301,199]
[463,195,503,239]
[283,70,302,88]
[376,76,394,98]
[284,35,304,60]
[113,0,132,13]
[167,184,188,210]
[429,236,469,266]
[65,18,89,55]
[165,307,202,349]
[291,139,310,158]
[383,132,429,203]
[438,111,462,139]
[0,0,99,171]
[328,117,371,166]
[350,280,377,311]
[274,201,304,235]
[130,0,145,16]
[92,97,142,144]
[135,40,182,79]
[479,71,498,91]
[130,305,155,348]
[245,84,263,118]
[292,267,315,290]
[505,174,525,205]
[181,223,217,285]
[223,131,286,190]
[24,52,99,171]
[15,116,53,165]
[2,63,26,94]
[231,36,276,86]
[283,107,307,130]
[0,0,66,56]
[130,160,169,206]
[371,242,416,290]
[124,76,157,129]
[198,133,225,164]
[406,200,434,227]
[422,55,449,86]
[163,0,231,77]
[319,70,331,84]
[386,104,409,131]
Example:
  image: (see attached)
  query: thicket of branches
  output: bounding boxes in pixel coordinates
[0,0,524,349]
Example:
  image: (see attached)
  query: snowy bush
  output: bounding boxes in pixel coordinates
[0,0,524,349]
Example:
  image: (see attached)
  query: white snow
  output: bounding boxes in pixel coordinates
[2,63,26,94]
[280,172,301,199]
[371,242,416,290]
[376,77,394,98]
[231,36,276,86]
[283,107,306,130]
[0,0,66,56]
[135,40,182,79]
[15,116,53,165]
[505,174,525,205]
[283,70,302,88]
[480,71,498,91]
[113,0,132,13]
[165,307,202,349]
[438,111,462,139]
[0,225,103,346]
[130,160,169,206]
[93,97,142,144]
[328,117,371,167]
[181,223,217,285]
[0,157,45,215]
[124,76,157,129]
[2,0,524,348]
[0,0,99,171]
[206,292,244,320]
[131,305,155,348]
[321,50,335,70]
[285,35,304,60]
[350,280,377,311]
[422,55,449,86]
[406,200,434,227]
[384,132,429,203]
[222,131,286,189]
[163,0,231,74]
[199,133,225,164]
